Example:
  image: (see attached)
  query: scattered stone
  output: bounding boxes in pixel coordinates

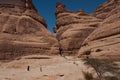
[57,74,64,77]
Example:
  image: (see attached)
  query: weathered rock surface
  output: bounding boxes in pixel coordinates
[54,2,102,55]
[93,0,120,19]
[78,0,120,60]
[0,0,59,59]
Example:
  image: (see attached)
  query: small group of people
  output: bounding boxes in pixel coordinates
[26,46,63,72]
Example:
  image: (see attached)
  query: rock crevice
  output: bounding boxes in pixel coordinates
[54,2,102,55]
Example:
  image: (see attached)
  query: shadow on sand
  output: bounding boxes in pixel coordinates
[83,58,120,80]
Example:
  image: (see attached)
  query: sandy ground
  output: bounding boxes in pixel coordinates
[0,55,88,80]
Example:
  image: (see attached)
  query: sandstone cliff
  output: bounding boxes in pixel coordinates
[78,0,120,60]
[0,0,59,59]
[54,2,102,55]
[93,0,120,19]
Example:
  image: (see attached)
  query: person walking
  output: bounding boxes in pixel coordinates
[27,65,30,71]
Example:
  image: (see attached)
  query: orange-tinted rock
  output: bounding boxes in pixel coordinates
[93,0,120,19]
[54,2,102,55]
[0,0,59,59]
[78,0,120,60]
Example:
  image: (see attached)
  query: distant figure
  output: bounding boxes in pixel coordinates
[40,66,42,72]
[27,65,30,71]
[86,55,89,59]
[59,48,62,56]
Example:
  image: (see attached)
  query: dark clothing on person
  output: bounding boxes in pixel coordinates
[27,66,30,71]
[59,48,62,56]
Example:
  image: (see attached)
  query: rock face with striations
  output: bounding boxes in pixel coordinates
[93,0,120,19]
[78,0,120,59]
[0,0,59,59]
[54,2,102,55]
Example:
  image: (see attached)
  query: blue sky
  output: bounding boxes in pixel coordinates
[32,0,107,33]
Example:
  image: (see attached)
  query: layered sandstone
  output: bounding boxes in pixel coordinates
[78,0,120,60]
[93,0,120,19]
[54,2,102,55]
[0,0,59,59]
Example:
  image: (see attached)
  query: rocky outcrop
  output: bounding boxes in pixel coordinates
[78,0,120,60]
[54,2,102,55]
[93,0,120,19]
[0,0,59,59]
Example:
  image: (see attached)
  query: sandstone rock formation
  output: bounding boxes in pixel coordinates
[54,2,102,55]
[78,0,120,60]
[0,0,59,59]
[93,0,120,19]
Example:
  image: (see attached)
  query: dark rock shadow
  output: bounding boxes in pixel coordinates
[25,57,51,59]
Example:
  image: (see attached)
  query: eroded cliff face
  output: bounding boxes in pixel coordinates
[55,0,120,58]
[0,0,59,59]
[78,0,120,60]
[93,0,120,19]
[54,2,102,55]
